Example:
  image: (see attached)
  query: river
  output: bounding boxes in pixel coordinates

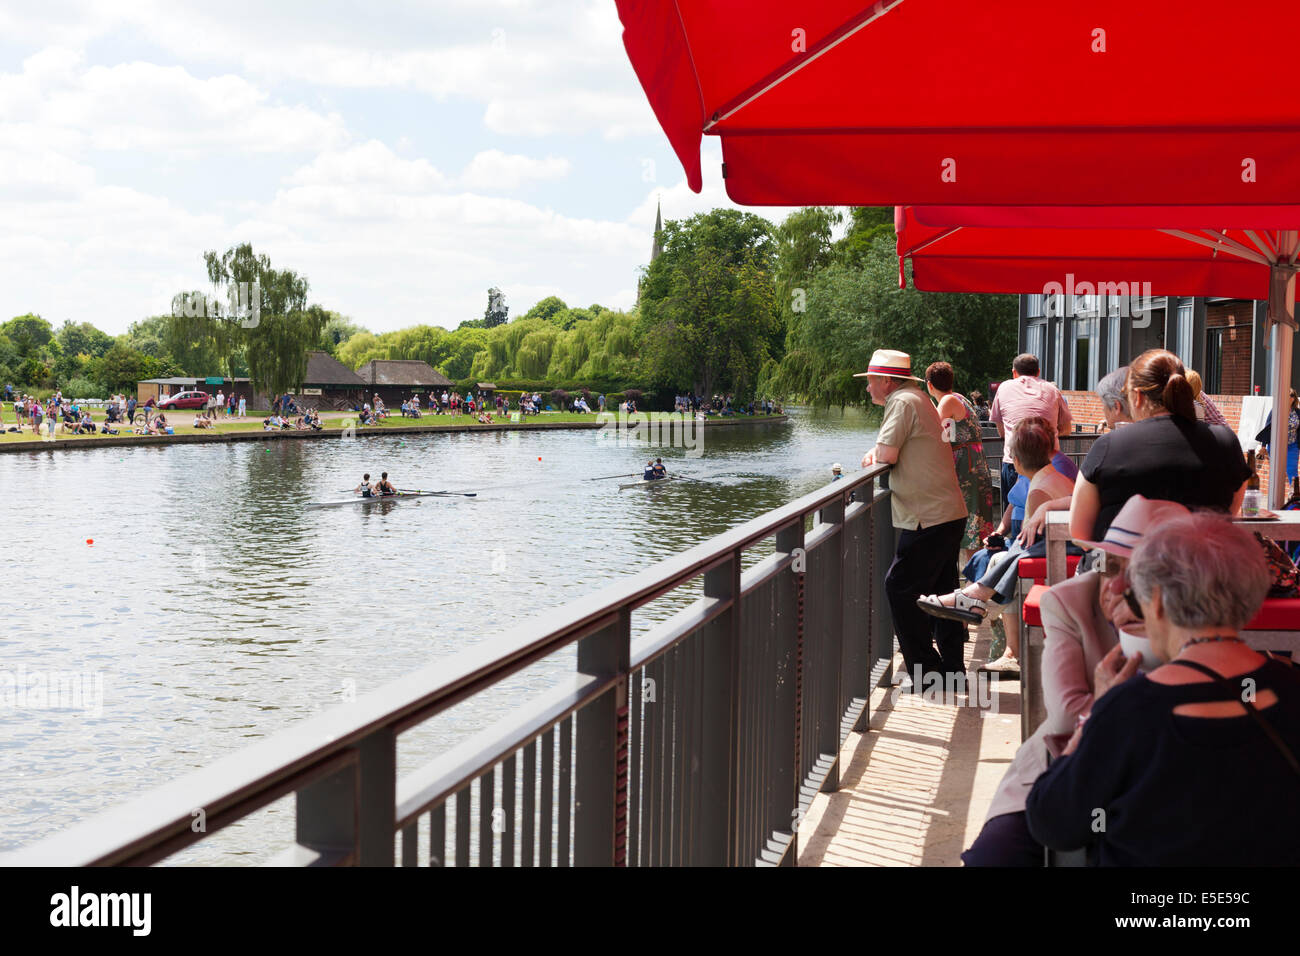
[0,407,878,862]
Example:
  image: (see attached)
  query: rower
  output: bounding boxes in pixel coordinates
[652,458,668,479]
[376,472,397,496]
[642,460,656,480]
[355,473,374,497]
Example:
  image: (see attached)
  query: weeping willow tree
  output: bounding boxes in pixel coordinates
[168,244,328,398]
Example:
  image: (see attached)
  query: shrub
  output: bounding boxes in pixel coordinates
[64,377,106,400]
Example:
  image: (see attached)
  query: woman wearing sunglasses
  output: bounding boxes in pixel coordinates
[962,495,1191,866]
[1026,511,1300,865]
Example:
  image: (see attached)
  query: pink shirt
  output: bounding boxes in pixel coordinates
[989,375,1071,462]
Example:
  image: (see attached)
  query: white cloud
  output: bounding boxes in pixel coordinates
[459,149,570,190]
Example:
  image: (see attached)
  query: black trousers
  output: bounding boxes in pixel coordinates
[885,517,967,681]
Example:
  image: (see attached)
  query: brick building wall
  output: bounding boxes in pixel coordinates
[1205,302,1254,396]
[1061,390,1273,498]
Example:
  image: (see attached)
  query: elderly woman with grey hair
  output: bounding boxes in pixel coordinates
[1026,513,1300,865]
[1094,366,1131,430]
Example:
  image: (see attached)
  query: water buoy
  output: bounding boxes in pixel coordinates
[86,539,93,545]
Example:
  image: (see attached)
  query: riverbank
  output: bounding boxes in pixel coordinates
[0,411,789,453]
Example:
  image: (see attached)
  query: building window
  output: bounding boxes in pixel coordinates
[1026,322,1046,366]
[1177,300,1194,367]
[1073,315,1099,391]
[1026,294,1044,317]
[1107,314,1120,373]
[1054,319,1066,386]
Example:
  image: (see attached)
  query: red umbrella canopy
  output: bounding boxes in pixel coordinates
[617,1,1300,205]
[895,206,1299,302]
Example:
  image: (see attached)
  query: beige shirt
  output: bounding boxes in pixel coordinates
[877,385,968,530]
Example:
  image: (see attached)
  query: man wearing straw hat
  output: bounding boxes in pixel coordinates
[859,349,970,690]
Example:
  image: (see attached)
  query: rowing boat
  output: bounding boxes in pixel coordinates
[617,476,682,491]
[306,491,447,509]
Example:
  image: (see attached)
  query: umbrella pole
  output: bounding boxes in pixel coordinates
[1267,247,1298,510]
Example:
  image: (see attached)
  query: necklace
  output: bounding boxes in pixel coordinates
[1181,635,1245,649]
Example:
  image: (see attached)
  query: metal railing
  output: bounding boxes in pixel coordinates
[5,467,896,867]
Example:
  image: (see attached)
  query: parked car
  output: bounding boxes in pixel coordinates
[158,390,210,410]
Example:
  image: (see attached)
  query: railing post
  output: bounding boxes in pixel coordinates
[574,611,630,866]
[296,727,394,866]
[871,484,896,689]
[774,521,804,866]
[819,497,845,794]
[698,550,741,865]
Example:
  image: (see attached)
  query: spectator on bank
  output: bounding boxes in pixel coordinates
[990,353,1073,507]
[1069,349,1250,543]
[1025,511,1300,866]
[962,496,1192,866]
[1183,369,1229,428]
[970,390,991,422]
[926,361,994,562]
[859,349,969,691]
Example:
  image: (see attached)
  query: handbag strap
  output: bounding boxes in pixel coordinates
[1167,656,1300,776]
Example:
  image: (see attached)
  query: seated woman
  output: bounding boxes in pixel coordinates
[1071,349,1250,543]
[917,417,1078,670]
[962,495,1191,866]
[148,414,169,435]
[193,412,213,429]
[1025,510,1300,865]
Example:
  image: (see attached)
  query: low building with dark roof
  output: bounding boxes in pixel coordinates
[357,359,455,407]
[291,351,367,410]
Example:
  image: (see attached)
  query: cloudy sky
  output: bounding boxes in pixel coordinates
[0,1,797,335]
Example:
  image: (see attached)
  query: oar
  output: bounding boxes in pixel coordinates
[586,472,639,481]
[397,487,478,498]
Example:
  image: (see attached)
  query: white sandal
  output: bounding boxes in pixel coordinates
[916,590,989,624]
[980,654,1020,674]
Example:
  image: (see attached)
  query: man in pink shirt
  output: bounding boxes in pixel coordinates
[989,353,1073,503]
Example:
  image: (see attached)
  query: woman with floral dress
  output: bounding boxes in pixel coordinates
[926,362,994,558]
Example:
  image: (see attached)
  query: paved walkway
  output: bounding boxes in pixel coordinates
[798,621,1023,866]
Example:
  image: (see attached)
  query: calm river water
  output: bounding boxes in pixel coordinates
[0,407,877,862]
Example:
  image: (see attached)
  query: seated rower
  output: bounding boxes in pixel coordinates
[354,473,375,497]
[642,460,656,481]
[652,458,668,479]
[375,472,397,496]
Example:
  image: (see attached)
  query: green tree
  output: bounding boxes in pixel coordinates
[57,321,114,359]
[4,314,53,358]
[318,312,367,355]
[523,296,568,323]
[637,209,780,398]
[769,234,1016,407]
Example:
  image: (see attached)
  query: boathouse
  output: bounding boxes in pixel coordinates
[356,359,455,408]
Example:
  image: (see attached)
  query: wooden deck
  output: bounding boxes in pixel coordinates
[798,621,1023,866]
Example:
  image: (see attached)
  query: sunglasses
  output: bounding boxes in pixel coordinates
[1121,585,1145,620]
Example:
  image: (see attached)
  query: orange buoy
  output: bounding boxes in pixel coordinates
[86,538,93,545]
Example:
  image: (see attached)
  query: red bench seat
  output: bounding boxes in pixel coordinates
[1023,584,1049,628]
[1017,556,1081,584]
[1246,598,1300,631]
[1022,590,1300,632]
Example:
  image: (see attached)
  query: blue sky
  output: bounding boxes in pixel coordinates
[0,1,797,335]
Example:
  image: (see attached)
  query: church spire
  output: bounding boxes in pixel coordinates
[650,197,663,262]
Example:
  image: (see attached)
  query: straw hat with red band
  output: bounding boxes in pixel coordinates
[1075,495,1191,558]
[853,348,924,382]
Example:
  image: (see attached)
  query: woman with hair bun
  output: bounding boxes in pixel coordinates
[1069,349,1251,542]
